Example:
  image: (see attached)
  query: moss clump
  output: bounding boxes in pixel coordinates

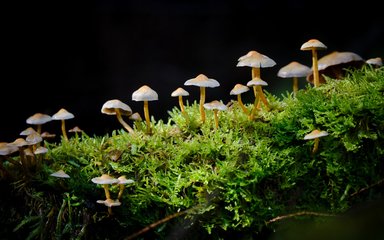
[1,66,383,239]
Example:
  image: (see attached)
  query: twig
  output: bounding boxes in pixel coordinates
[266,211,335,225]
[350,178,384,198]
[124,209,188,240]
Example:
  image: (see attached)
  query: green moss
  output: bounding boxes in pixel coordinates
[1,66,383,239]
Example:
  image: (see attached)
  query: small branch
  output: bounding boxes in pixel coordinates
[350,178,384,198]
[266,211,335,225]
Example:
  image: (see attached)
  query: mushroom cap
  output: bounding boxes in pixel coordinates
[20,127,37,136]
[101,99,133,116]
[184,74,220,88]
[0,142,19,156]
[50,169,70,178]
[41,131,56,139]
[52,108,75,120]
[203,100,228,111]
[300,39,327,51]
[171,87,189,97]
[26,113,52,125]
[132,85,159,101]
[26,132,43,145]
[277,61,312,78]
[230,84,250,95]
[91,174,119,185]
[236,50,276,68]
[69,126,83,133]
[34,146,48,155]
[11,138,30,147]
[129,112,142,121]
[24,148,34,157]
[246,77,268,87]
[97,199,121,207]
[366,57,383,66]
[117,175,135,185]
[304,129,329,140]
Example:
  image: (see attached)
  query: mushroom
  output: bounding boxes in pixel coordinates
[300,39,327,88]
[131,85,159,134]
[306,51,365,84]
[171,87,190,122]
[277,61,311,96]
[52,108,75,141]
[246,77,268,120]
[50,169,70,178]
[129,112,143,131]
[184,74,220,124]
[236,50,276,109]
[230,84,250,114]
[10,138,30,170]
[203,100,228,129]
[0,142,20,177]
[304,129,329,154]
[116,175,134,201]
[20,127,37,136]
[366,57,382,67]
[101,99,134,134]
[91,174,119,200]
[96,198,121,215]
[26,113,52,134]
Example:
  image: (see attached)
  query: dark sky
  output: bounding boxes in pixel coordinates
[2,1,383,142]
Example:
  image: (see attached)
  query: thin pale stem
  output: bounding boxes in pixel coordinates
[237,94,248,114]
[103,185,111,200]
[143,101,151,134]
[293,77,299,96]
[61,120,68,141]
[116,110,134,134]
[312,49,320,87]
[199,87,206,123]
[117,185,125,201]
[213,110,219,129]
[312,138,320,154]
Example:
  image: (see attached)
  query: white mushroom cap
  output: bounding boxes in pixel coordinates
[277,61,312,78]
[230,84,250,95]
[52,108,75,120]
[20,127,37,136]
[0,142,19,156]
[11,138,30,147]
[34,146,48,155]
[97,199,121,207]
[184,74,220,88]
[26,113,52,125]
[300,39,327,51]
[316,51,364,71]
[366,57,382,66]
[203,100,228,111]
[117,175,135,185]
[304,129,329,140]
[129,112,142,121]
[246,77,268,87]
[50,169,70,178]
[91,174,119,185]
[132,85,159,101]
[26,132,43,145]
[101,99,133,116]
[171,87,189,97]
[236,50,276,68]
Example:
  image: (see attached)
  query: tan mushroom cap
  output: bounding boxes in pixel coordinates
[171,87,189,97]
[20,127,37,136]
[91,174,119,185]
[97,199,121,207]
[300,39,327,51]
[236,50,277,68]
[52,108,75,120]
[26,132,43,145]
[41,131,56,139]
[129,112,142,121]
[117,175,135,185]
[69,126,83,133]
[304,129,329,140]
[26,113,52,125]
[11,138,30,147]
[277,61,312,78]
[246,77,268,87]
[101,99,133,116]
[0,142,19,155]
[184,74,220,88]
[132,85,159,101]
[230,84,250,95]
[366,57,383,66]
[34,146,48,155]
[316,51,364,71]
[203,100,228,111]
[50,169,70,178]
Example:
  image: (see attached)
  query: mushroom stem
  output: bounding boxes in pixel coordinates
[117,185,125,201]
[60,120,69,141]
[249,93,260,120]
[252,67,269,110]
[293,77,299,96]
[103,185,111,200]
[312,138,320,154]
[143,101,151,134]
[311,49,320,87]
[237,95,249,114]
[213,109,219,129]
[178,96,190,123]
[199,87,206,123]
[116,110,134,134]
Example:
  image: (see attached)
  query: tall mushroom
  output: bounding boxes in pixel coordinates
[304,129,329,154]
[246,77,268,120]
[236,50,276,109]
[300,39,327,88]
[101,99,134,134]
[91,174,119,200]
[230,84,250,114]
[51,108,75,141]
[203,100,228,130]
[277,61,311,96]
[184,74,220,124]
[116,175,134,201]
[171,87,190,122]
[132,85,158,134]
[26,113,52,134]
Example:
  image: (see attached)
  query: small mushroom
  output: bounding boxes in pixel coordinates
[132,85,159,134]
[26,113,52,134]
[300,39,327,88]
[101,99,134,134]
[91,174,119,200]
[366,57,382,67]
[184,74,220,124]
[116,175,134,201]
[20,127,37,136]
[230,84,250,114]
[96,198,121,215]
[203,100,228,129]
[304,129,329,154]
[52,108,75,141]
[171,87,190,123]
[277,61,311,96]
[246,77,268,120]
[129,112,143,131]
[50,169,70,178]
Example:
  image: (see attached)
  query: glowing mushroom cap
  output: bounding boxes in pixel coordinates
[246,77,268,87]
[171,87,189,97]
[132,85,158,102]
[304,129,329,140]
[101,99,133,116]
[203,100,228,111]
[97,199,121,207]
[277,61,312,78]
[300,39,327,51]
[26,113,52,125]
[236,50,276,68]
[230,84,250,95]
[52,108,75,120]
[117,175,135,185]
[184,74,220,88]
[91,174,119,185]
[50,169,70,178]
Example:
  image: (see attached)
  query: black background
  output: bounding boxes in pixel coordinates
[2,0,383,142]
